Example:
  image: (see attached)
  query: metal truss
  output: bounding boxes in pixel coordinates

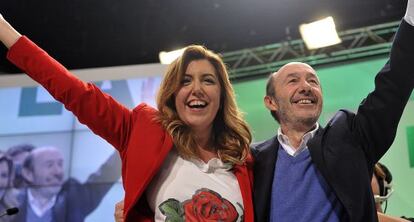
[222,21,400,81]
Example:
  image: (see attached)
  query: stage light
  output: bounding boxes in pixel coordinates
[159,48,185,64]
[299,16,341,50]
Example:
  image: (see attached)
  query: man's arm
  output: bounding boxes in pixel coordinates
[63,152,122,217]
[86,151,122,184]
[353,3,414,164]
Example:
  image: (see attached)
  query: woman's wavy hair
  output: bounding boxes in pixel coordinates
[156,45,252,165]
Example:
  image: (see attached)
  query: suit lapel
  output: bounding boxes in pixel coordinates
[252,136,279,222]
[307,126,325,173]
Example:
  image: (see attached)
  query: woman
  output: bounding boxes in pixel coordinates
[0,14,254,221]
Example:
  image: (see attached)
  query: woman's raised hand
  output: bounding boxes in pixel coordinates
[0,13,22,49]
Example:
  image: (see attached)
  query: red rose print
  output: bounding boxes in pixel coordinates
[182,189,239,222]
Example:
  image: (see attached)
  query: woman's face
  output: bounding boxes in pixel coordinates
[175,59,221,133]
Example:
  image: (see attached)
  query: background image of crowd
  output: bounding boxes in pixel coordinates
[0,143,121,222]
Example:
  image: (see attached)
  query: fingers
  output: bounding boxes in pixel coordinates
[114,200,125,222]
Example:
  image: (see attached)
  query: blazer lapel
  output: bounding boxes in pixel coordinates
[307,126,325,173]
[233,153,254,222]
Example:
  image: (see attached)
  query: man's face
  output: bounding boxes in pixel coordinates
[26,148,64,197]
[265,62,323,128]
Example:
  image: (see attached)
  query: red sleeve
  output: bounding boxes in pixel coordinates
[7,36,133,151]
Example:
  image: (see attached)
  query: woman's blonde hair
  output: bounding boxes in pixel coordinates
[156,45,251,165]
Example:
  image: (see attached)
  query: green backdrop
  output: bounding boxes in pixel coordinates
[233,57,414,217]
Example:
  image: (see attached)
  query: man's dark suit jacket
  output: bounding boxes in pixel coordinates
[252,20,414,222]
[13,178,112,222]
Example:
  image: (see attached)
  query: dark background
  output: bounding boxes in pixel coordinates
[0,0,407,74]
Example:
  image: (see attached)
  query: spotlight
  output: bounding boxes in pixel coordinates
[299,16,341,50]
[158,48,185,64]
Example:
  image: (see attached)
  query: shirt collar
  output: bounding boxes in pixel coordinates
[27,188,57,217]
[170,149,232,173]
[277,123,319,156]
[191,157,233,173]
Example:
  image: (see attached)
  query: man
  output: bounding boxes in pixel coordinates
[17,146,121,222]
[252,1,414,221]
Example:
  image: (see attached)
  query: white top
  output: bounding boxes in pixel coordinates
[277,123,319,156]
[146,149,244,222]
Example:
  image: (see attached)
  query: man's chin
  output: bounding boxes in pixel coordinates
[37,185,63,196]
[297,116,319,127]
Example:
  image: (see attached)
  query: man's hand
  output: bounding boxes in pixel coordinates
[114,200,125,222]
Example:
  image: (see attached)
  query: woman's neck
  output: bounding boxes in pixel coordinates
[193,126,218,163]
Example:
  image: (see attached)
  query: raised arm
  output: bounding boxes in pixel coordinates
[353,1,414,164]
[0,14,133,152]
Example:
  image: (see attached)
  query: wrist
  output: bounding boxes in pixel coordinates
[0,20,21,49]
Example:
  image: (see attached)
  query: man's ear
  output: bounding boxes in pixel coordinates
[264,95,278,111]
[22,168,34,184]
